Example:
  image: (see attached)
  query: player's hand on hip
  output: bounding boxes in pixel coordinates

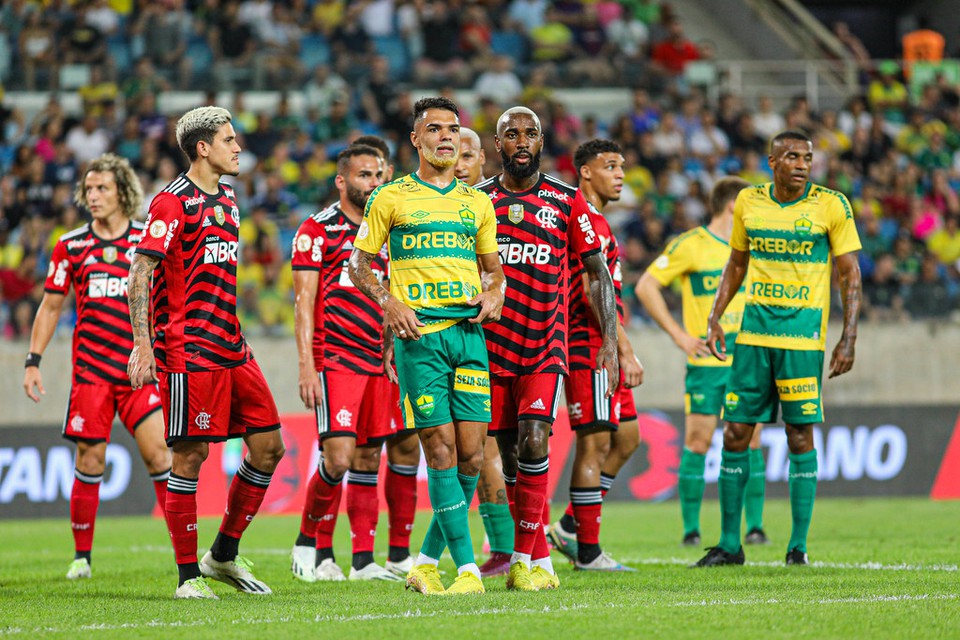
[383,297,424,341]
[597,340,620,397]
[127,342,157,389]
[678,333,712,359]
[298,365,322,409]
[23,368,45,403]
[828,336,856,378]
[706,320,727,361]
[467,290,504,324]
[622,354,644,388]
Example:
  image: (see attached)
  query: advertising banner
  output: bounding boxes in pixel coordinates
[2,405,958,520]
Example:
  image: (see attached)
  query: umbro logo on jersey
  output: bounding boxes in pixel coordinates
[530,398,546,410]
[411,210,430,219]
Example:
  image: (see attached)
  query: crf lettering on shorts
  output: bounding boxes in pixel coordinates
[776,377,819,401]
[401,231,475,251]
[519,519,541,531]
[203,240,239,264]
[750,280,810,301]
[748,237,815,255]
[88,275,128,299]
[453,368,490,394]
[407,280,474,301]
[498,242,551,265]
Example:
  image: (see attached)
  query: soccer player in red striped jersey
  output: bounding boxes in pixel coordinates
[289,144,416,583]
[128,106,285,600]
[23,154,171,582]
[476,107,620,591]
[457,127,515,579]
[548,139,645,571]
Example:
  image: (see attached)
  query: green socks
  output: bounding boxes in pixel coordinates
[787,450,818,553]
[744,447,766,532]
[678,449,706,536]
[717,449,750,554]
[479,502,514,554]
[420,469,480,566]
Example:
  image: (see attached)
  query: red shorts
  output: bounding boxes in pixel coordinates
[566,368,638,430]
[489,372,564,433]
[159,359,281,444]
[315,371,404,446]
[61,382,163,443]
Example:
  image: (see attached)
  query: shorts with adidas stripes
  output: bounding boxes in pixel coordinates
[565,368,637,431]
[489,373,564,433]
[159,359,281,445]
[313,371,403,446]
[61,382,163,443]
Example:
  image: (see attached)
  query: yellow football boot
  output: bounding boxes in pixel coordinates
[530,566,560,590]
[444,571,485,595]
[505,561,538,592]
[405,564,445,595]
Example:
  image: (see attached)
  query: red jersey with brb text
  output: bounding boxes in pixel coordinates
[46,222,145,385]
[136,174,249,372]
[569,201,625,370]
[290,203,390,374]
[477,173,600,376]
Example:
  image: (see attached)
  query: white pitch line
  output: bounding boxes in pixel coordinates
[670,593,959,607]
[621,556,959,572]
[118,547,960,573]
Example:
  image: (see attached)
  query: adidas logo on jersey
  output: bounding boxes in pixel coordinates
[202,216,212,227]
[530,398,546,410]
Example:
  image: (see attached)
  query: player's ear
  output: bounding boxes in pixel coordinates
[335,174,345,190]
[410,129,419,149]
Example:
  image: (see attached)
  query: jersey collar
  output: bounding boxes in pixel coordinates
[768,181,811,208]
[411,172,458,195]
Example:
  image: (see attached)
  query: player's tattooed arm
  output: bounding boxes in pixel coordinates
[127,253,160,389]
[583,252,620,396]
[349,247,424,340]
[706,247,749,361]
[829,252,862,379]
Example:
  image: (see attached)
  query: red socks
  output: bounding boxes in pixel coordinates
[385,463,417,549]
[70,472,101,555]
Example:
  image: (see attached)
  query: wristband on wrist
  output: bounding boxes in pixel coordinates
[25,352,42,368]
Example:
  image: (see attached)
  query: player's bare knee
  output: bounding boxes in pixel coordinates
[142,447,172,475]
[722,422,752,452]
[457,448,484,477]
[785,424,814,454]
[518,423,550,458]
[75,443,107,475]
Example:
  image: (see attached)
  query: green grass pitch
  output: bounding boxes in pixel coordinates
[1,498,958,639]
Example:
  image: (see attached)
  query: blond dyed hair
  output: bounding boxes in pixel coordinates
[175,106,233,161]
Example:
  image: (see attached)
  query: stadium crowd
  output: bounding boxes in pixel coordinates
[0,0,958,340]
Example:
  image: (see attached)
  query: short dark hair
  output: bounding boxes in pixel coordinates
[413,96,459,123]
[709,176,750,220]
[769,130,811,154]
[336,144,381,175]
[352,135,390,162]
[574,139,622,172]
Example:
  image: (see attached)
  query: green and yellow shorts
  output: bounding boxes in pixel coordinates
[395,320,491,429]
[684,364,731,416]
[722,344,825,425]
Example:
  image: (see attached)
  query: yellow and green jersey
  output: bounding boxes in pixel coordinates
[731,182,861,351]
[356,172,498,334]
[646,225,746,368]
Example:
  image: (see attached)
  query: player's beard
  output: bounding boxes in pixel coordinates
[423,145,457,169]
[346,183,372,210]
[501,149,541,180]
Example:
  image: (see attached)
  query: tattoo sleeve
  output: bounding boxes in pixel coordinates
[128,254,159,340]
[583,252,618,342]
[348,248,391,307]
[837,254,862,340]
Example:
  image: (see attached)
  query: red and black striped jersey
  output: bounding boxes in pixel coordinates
[476,173,601,376]
[291,203,389,375]
[569,200,624,370]
[137,174,249,372]
[45,222,144,385]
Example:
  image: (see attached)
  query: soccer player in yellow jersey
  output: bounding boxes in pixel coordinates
[695,131,862,567]
[349,97,506,595]
[638,176,770,548]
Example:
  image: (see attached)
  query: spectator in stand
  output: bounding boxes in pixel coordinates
[837,96,872,138]
[906,252,953,319]
[460,3,494,69]
[506,0,547,34]
[65,114,111,167]
[868,61,909,126]
[59,2,108,67]
[210,0,256,91]
[253,3,304,90]
[529,5,576,65]
[650,18,699,85]
[687,109,729,160]
[329,3,375,82]
[313,94,359,149]
[652,111,685,157]
[306,65,349,120]
[132,0,193,90]
[862,253,906,322]
[752,95,785,141]
[928,214,960,269]
[122,58,171,113]
[19,10,58,91]
[474,55,524,103]
[359,56,401,129]
[414,1,470,86]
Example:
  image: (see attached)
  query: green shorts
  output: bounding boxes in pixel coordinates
[395,320,491,429]
[684,365,730,416]
[723,344,825,425]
